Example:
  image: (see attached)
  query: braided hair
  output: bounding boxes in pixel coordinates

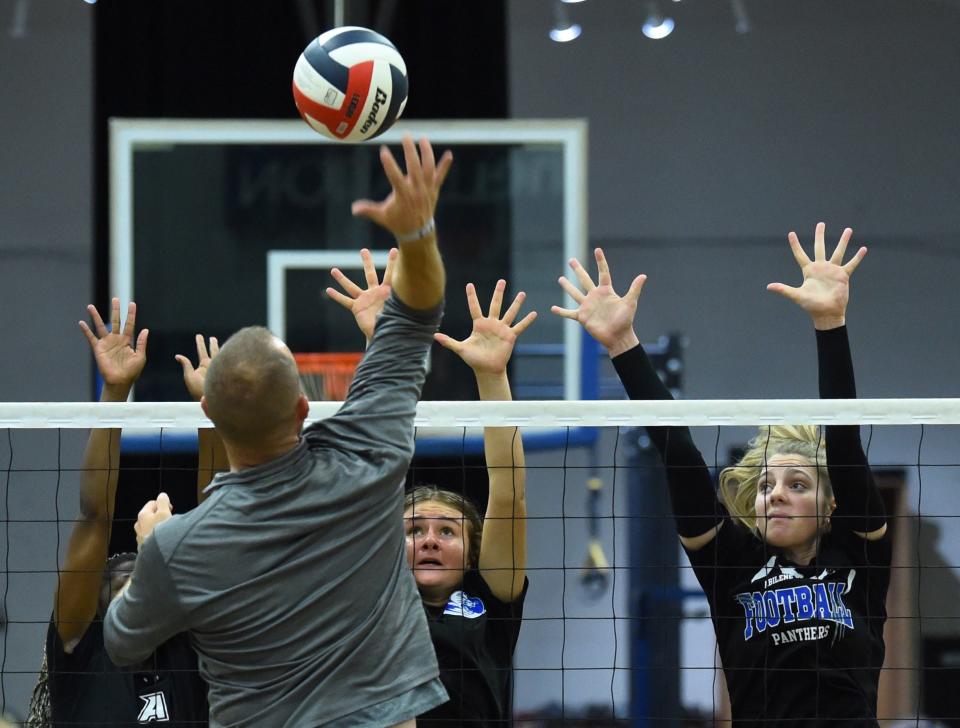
[24,645,50,728]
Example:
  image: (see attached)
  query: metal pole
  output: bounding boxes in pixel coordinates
[334,0,344,27]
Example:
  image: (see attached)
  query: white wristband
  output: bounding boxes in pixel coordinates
[395,218,435,243]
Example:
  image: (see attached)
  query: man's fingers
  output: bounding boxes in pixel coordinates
[830,227,853,265]
[465,283,483,320]
[786,232,811,269]
[512,310,538,336]
[435,150,454,190]
[401,135,423,188]
[501,291,526,326]
[378,144,407,191]
[351,199,384,225]
[842,246,868,276]
[330,267,362,297]
[419,137,436,181]
[209,337,219,357]
[558,276,585,304]
[138,500,157,519]
[156,492,173,514]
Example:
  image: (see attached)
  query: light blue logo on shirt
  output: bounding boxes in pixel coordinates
[443,590,486,619]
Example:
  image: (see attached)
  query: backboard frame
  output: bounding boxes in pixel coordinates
[110,118,588,399]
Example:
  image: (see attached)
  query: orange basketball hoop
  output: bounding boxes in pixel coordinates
[293,352,364,401]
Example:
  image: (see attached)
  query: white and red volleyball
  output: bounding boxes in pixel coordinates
[292,26,408,143]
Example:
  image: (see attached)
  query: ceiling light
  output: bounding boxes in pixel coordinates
[550,23,582,42]
[642,15,674,39]
[549,2,582,42]
[8,0,28,38]
[642,1,674,39]
[731,0,752,34]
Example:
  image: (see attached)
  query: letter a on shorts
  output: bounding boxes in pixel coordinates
[137,691,170,722]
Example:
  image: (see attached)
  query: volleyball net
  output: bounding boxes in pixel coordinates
[1,399,958,726]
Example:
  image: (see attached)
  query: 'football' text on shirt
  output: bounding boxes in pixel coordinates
[735,581,854,641]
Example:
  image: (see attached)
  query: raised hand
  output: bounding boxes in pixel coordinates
[175,335,220,402]
[551,248,646,357]
[79,298,148,396]
[767,222,867,330]
[351,136,453,239]
[326,248,397,341]
[434,280,537,376]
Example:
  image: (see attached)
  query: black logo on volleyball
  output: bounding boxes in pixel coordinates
[360,88,388,133]
[345,93,361,119]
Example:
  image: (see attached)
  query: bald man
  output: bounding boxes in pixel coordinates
[103,137,453,728]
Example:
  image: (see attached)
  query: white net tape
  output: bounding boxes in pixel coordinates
[2,398,960,428]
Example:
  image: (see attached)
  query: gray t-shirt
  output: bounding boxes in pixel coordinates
[104,294,447,727]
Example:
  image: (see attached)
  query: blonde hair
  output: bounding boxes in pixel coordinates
[404,486,483,569]
[718,425,833,537]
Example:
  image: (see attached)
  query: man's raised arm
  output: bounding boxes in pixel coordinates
[351,135,452,311]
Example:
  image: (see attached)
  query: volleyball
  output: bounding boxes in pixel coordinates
[292,26,408,143]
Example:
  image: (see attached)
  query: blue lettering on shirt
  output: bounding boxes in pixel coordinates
[775,589,798,623]
[735,578,856,640]
[795,584,815,620]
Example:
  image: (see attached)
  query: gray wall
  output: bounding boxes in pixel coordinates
[510,0,960,717]
[0,0,92,403]
[0,0,93,717]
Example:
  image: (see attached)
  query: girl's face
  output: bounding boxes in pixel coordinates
[754,453,835,564]
[404,501,471,603]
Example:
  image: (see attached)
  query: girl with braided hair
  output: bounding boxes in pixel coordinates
[28,299,216,727]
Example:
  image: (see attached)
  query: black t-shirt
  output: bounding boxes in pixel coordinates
[611,326,891,726]
[417,570,527,727]
[687,519,891,727]
[47,616,208,727]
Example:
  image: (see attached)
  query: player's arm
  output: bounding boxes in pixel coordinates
[176,335,229,502]
[434,280,536,602]
[55,299,147,650]
[767,223,886,540]
[306,137,452,458]
[552,249,723,551]
[351,136,452,312]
